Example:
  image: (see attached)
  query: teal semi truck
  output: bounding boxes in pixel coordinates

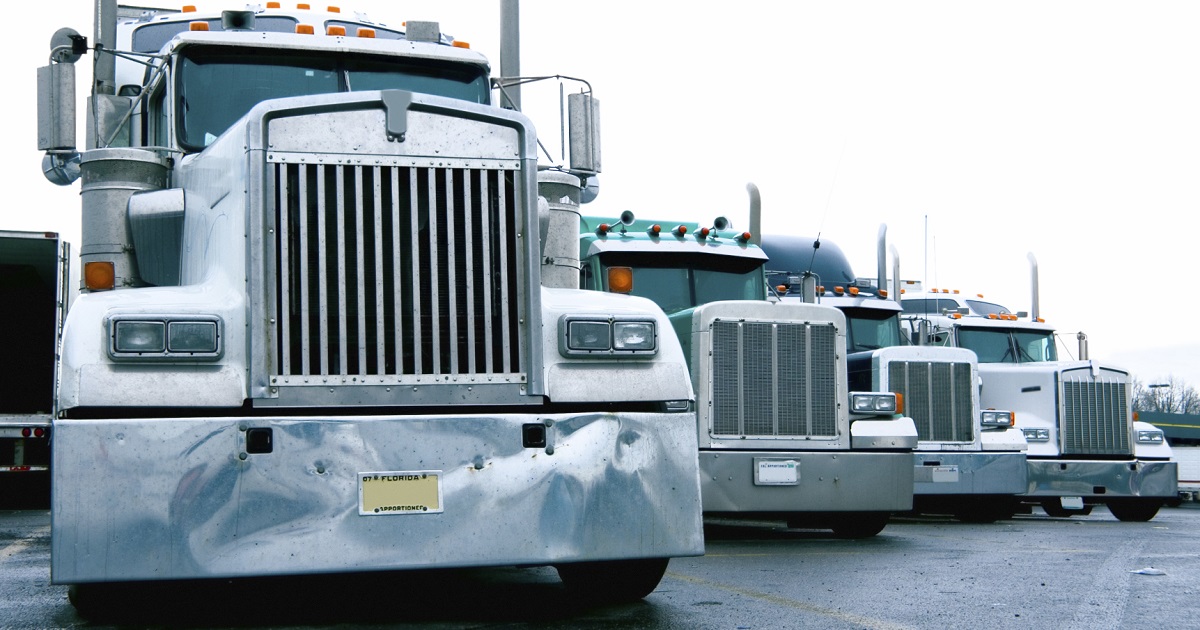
[576,211,917,537]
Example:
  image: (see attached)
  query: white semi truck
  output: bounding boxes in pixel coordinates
[37,1,704,612]
[760,228,1028,523]
[573,206,918,538]
[899,256,1177,521]
[0,231,69,491]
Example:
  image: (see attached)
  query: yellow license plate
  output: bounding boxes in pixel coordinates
[359,471,443,515]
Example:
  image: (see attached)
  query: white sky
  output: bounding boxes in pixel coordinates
[6,1,1198,389]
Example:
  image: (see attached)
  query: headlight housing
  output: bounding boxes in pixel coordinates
[1136,429,1165,444]
[1022,428,1051,442]
[981,410,1015,428]
[849,392,898,414]
[559,316,657,357]
[108,315,223,361]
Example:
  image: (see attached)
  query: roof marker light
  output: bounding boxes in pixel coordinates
[834,286,845,295]
[848,287,860,296]
[327,25,346,35]
[327,5,341,12]
[297,3,311,9]
[697,227,711,240]
[951,313,962,319]
[952,289,960,294]
[672,225,688,237]
[987,314,998,319]
[736,231,752,243]
[977,293,985,298]
[817,285,825,294]
[295,24,315,34]
[182,4,196,12]
[267,2,281,7]
[647,224,661,236]
[878,289,889,298]
[596,223,611,236]
[357,27,376,38]
[452,40,471,49]
[776,285,788,293]
[189,21,209,31]
[1035,317,1045,323]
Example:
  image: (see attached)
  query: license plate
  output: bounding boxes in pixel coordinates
[931,465,960,483]
[1060,496,1084,510]
[359,471,444,515]
[754,458,799,485]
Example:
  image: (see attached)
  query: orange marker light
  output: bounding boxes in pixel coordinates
[327,25,346,35]
[298,3,311,9]
[736,231,752,243]
[84,261,116,291]
[357,27,376,38]
[296,24,315,34]
[672,225,688,237]
[596,223,611,235]
[452,40,471,49]
[327,5,341,12]
[834,287,845,295]
[608,267,634,294]
[849,287,860,296]
[182,4,196,11]
[647,224,661,236]
[189,21,209,31]
[878,289,889,298]
[894,392,904,415]
[776,285,788,293]
[697,227,711,239]
[267,1,281,7]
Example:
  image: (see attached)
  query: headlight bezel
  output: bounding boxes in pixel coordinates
[1136,429,1166,444]
[981,410,1015,428]
[108,314,223,361]
[1022,427,1051,442]
[849,391,898,415]
[559,315,658,358]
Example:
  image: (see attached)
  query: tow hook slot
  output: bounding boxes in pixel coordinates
[522,423,546,449]
[246,427,273,454]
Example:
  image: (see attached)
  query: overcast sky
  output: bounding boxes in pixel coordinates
[7,1,1198,390]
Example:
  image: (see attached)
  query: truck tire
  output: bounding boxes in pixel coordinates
[830,512,890,539]
[1106,499,1161,522]
[555,558,670,602]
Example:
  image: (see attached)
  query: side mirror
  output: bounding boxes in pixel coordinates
[568,92,601,174]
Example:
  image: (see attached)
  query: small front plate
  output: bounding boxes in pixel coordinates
[754,458,800,486]
[931,465,960,483]
[359,471,444,515]
[1060,496,1084,510]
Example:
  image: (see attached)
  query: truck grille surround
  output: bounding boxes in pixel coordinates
[710,320,838,437]
[269,161,523,380]
[1060,368,1131,456]
[887,360,974,442]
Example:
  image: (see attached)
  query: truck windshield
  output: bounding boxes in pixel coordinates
[599,253,765,314]
[957,327,1057,363]
[176,47,490,151]
[842,308,905,352]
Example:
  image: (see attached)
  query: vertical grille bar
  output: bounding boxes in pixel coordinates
[463,172,477,374]
[277,165,291,374]
[372,166,385,375]
[408,168,423,375]
[297,165,312,375]
[445,170,459,374]
[389,167,403,374]
[315,165,330,375]
[427,169,441,374]
[479,173,494,373]
[353,166,367,373]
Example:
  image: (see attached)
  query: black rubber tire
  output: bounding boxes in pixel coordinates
[555,557,670,602]
[830,512,890,539]
[1107,499,1162,522]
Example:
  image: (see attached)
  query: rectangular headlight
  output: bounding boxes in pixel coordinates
[1137,430,1165,444]
[1022,428,1051,442]
[566,320,611,351]
[168,321,219,353]
[613,321,655,351]
[981,410,1015,428]
[114,320,166,353]
[850,392,897,414]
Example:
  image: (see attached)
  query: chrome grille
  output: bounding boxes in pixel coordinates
[888,360,974,442]
[710,320,838,437]
[270,161,523,380]
[1061,370,1131,455]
